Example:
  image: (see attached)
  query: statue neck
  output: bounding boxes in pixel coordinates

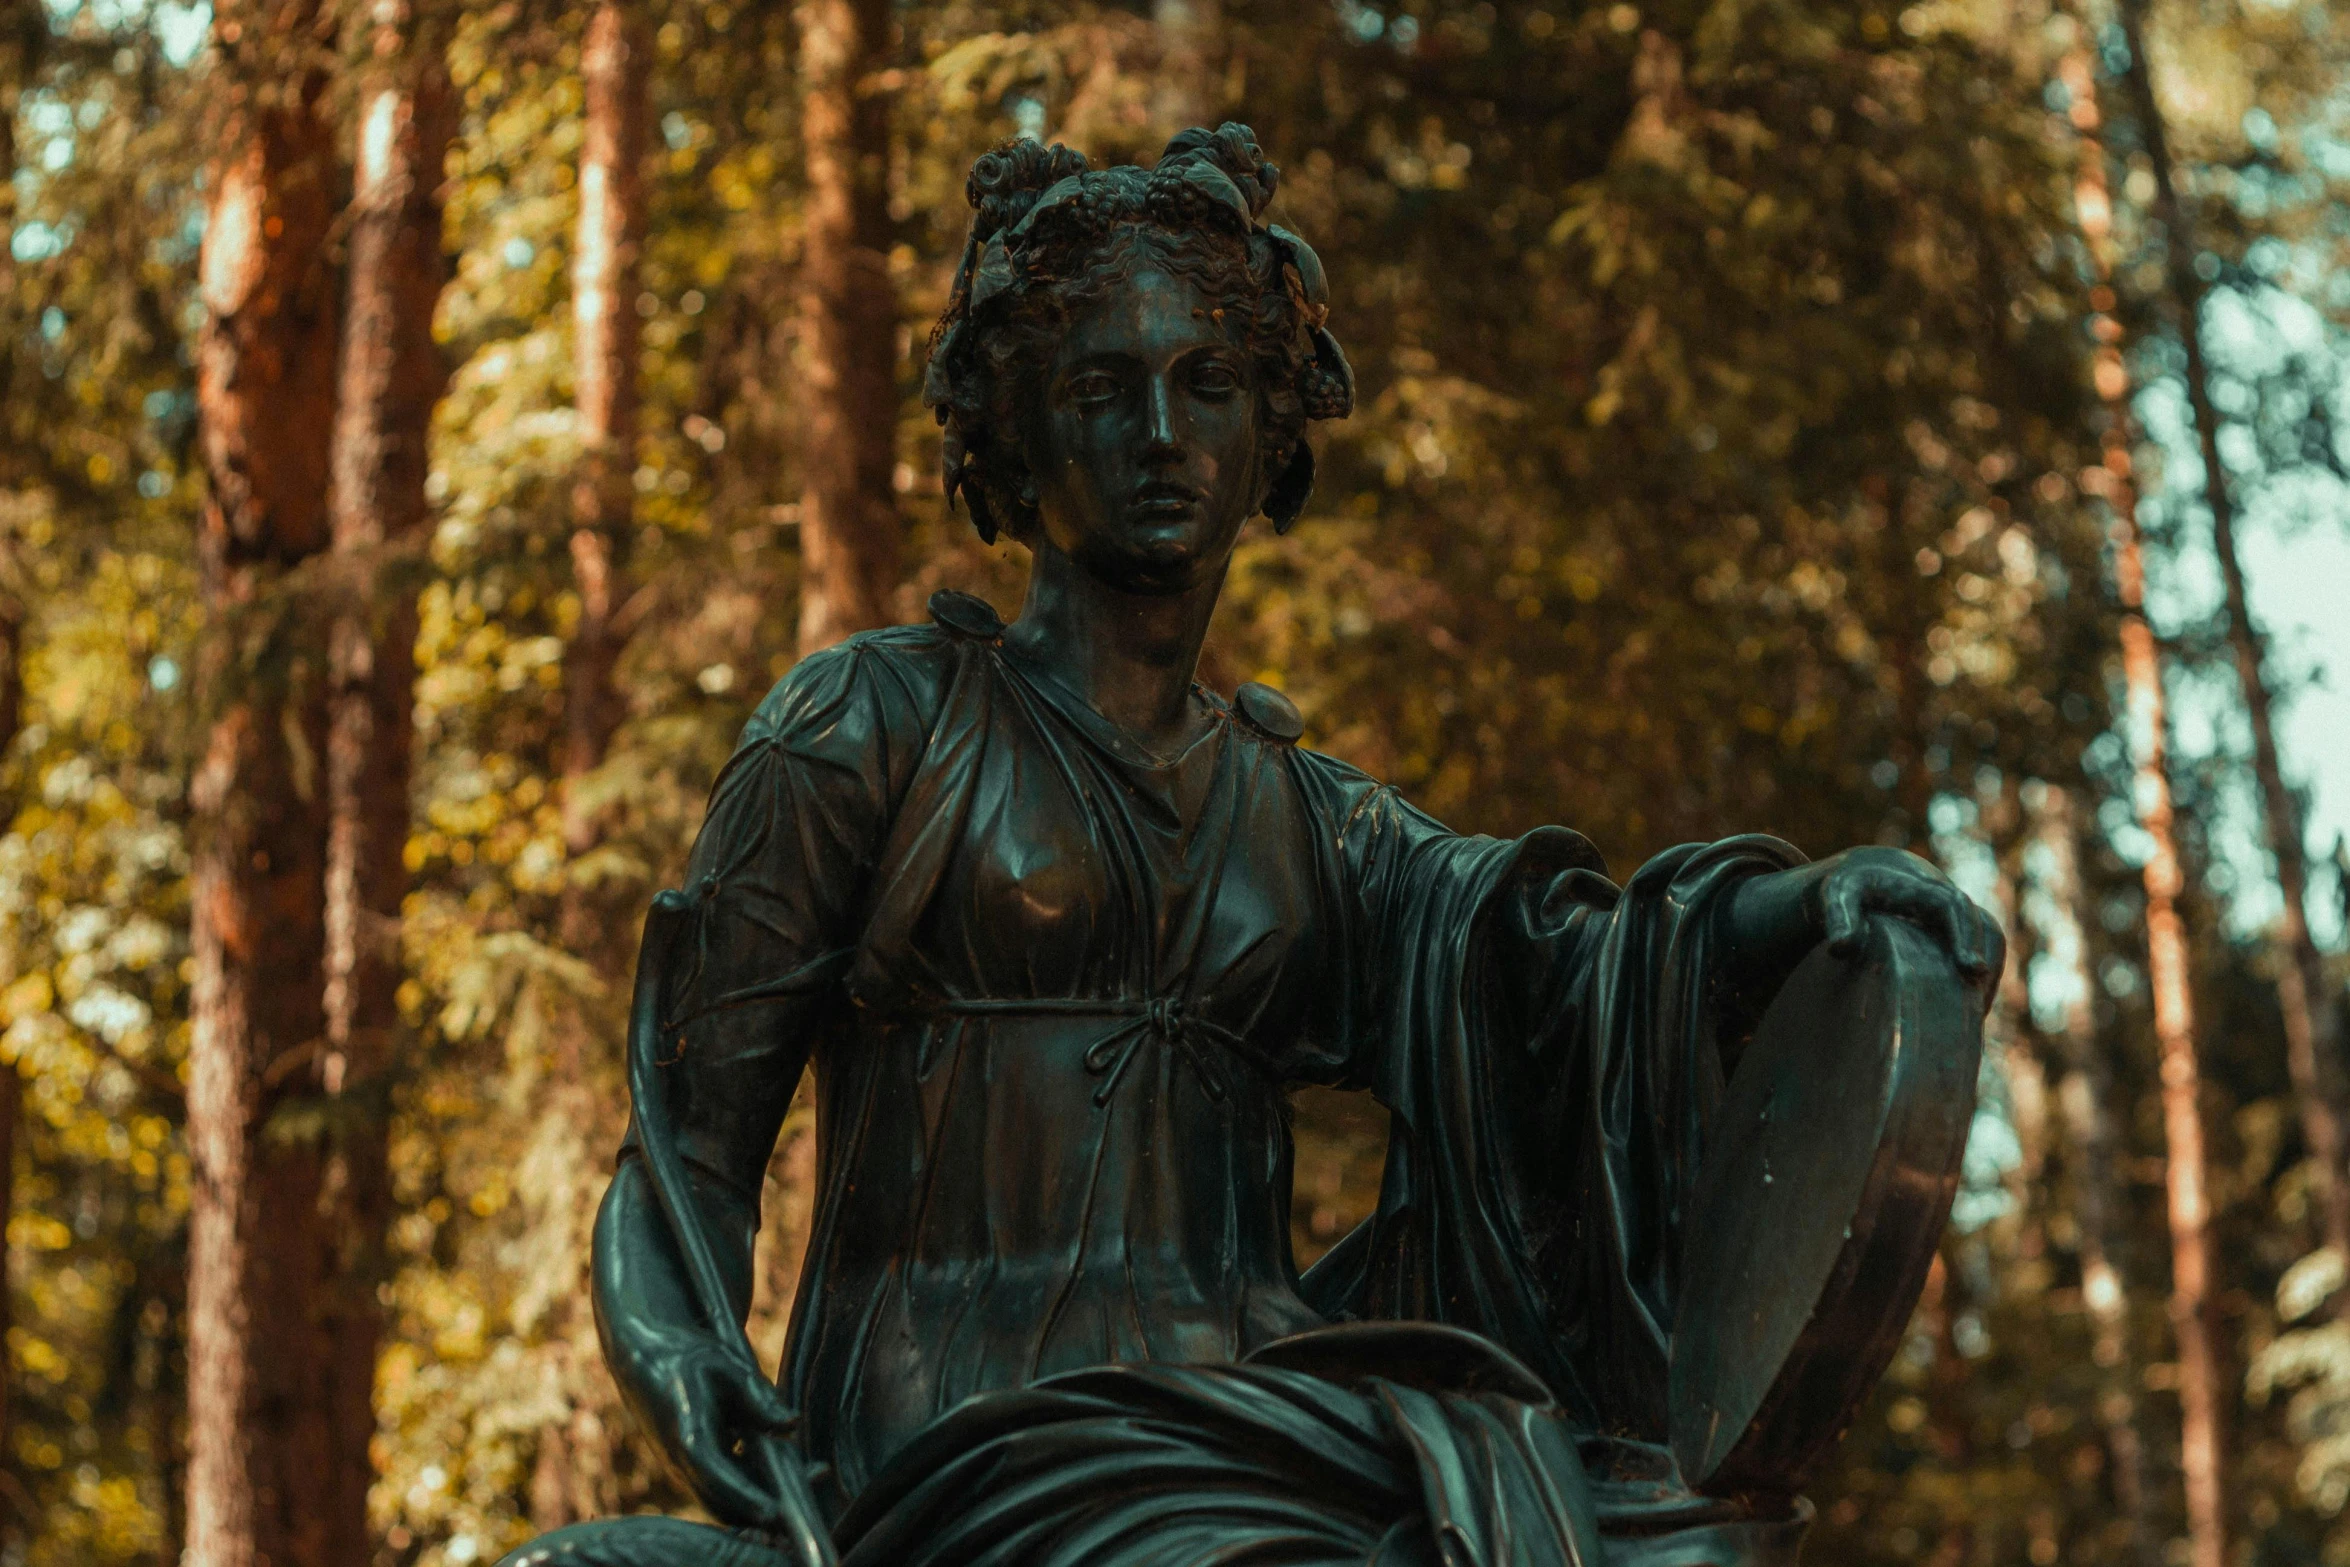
[1005,545,1225,755]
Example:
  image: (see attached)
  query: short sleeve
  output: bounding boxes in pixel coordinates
[642,636,936,1201]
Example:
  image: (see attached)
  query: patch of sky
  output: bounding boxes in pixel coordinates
[2124,276,2350,949]
[502,237,535,269]
[13,220,66,263]
[155,3,209,66]
[1931,791,2023,1234]
[1333,0,1385,42]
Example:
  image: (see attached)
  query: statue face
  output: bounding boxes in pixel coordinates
[1024,268,1261,595]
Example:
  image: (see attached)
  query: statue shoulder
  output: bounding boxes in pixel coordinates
[738,619,965,755]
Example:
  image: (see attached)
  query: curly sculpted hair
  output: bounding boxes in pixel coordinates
[922,123,1354,544]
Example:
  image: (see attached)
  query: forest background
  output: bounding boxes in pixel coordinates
[1,0,2347,1563]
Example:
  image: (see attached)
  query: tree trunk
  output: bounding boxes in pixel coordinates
[0,1039,13,1491]
[0,537,18,1524]
[561,0,651,960]
[0,17,23,1484]
[2112,0,2350,1273]
[318,0,454,1552]
[2057,29,2228,1567]
[796,0,900,658]
[2035,783,2160,1567]
[184,5,345,1565]
[1152,0,1223,129]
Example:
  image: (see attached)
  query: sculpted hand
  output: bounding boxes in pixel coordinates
[1809,846,2005,984]
[647,1340,810,1530]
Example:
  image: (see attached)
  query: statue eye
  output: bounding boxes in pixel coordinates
[1190,360,1243,395]
[1064,369,1120,404]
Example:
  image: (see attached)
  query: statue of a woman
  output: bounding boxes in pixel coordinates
[501,125,2001,1567]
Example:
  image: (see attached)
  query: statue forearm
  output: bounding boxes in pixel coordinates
[591,1154,762,1428]
[1712,863,1826,1033]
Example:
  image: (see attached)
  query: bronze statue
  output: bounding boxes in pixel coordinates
[500,125,2001,1567]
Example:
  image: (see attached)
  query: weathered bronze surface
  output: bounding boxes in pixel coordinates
[1669,919,1985,1495]
[500,125,2000,1567]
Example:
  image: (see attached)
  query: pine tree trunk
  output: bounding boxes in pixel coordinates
[2056,29,2228,1566]
[185,5,345,1564]
[0,28,22,1481]
[561,0,651,960]
[796,0,900,658]
[2036,784,2160,1567]
[0,537,18,1520]
[318,1,453,1551]
[1152,0,1223,129]
[2111,0,2350,1273]
[0,1033,13,1483]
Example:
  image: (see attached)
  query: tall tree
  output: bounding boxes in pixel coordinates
[0,562,16,1495]
[183,3,348,1564]
[2036,783,2159,1567]
[796,0,900,657]
[2060,25,2228,1561]
[1152,0,1221,128]
[0,0,30,1476]
[319,0,455,1548]
[2112,0,2350,1275]
[560,0,652,958]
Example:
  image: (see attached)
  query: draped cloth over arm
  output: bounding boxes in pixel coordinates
[1291,754,1805,1443]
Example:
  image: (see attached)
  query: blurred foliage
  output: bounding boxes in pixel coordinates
[0,0,2346,1564]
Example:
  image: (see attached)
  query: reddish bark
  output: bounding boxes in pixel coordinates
[2111,0,2350,1274]
[796,0,901,657]
[2036,783,2158,1567]
[2059,32,2227,1566]
[318,0,455,1551]
[184,4,348,1564]
[0,32,22,1479]
[1152,0,1223,129]
[0,1033,13,1480]
[561,0,651,959]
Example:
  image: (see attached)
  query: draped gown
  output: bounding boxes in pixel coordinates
[503,592,1815,1567]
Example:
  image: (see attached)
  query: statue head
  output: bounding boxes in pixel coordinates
[923,124,1353,590]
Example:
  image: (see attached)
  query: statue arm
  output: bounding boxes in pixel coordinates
[590,876,832,1538]
[579,641,919,1546]
[592,1142,806,1525]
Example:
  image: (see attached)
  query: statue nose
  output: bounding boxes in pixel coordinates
[1142,377,1182,457]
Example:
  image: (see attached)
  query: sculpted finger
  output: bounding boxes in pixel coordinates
[734,1370,800,1435]
[1946,896,1992,976]
[672,1407,776,1522]
[695,1433,789,1527]
[1823,874,1867,957]
[1979,906,2010,981]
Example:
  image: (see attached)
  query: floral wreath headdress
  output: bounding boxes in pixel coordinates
[922,123,1355,543]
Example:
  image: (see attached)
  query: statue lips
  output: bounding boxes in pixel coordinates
[1130,479,1203,521]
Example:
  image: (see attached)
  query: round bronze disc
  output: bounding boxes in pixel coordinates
[1668,917,1984,1496]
